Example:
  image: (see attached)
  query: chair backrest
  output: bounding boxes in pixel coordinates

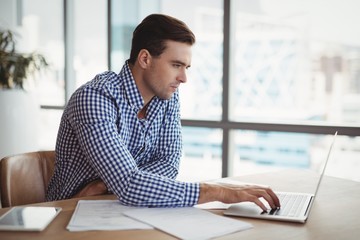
[0,151,55,208]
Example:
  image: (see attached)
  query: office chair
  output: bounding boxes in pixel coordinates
[0,150,55,208]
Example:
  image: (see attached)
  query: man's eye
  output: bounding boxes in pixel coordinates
[173,64,182,68]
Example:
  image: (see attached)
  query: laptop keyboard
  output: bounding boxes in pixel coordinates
[267,193,308,217]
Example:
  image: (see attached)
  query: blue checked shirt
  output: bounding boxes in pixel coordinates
[46,61,200,207]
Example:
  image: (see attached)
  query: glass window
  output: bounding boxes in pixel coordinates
[111,0,223,120]
[229,130,360,182]
[178,127,223,181]
[73,0,107,88]
[38,109,63,150]
[22,0,64,106]
[111,0,224,181]
[162,0,224,121]
[18,0,107,151]
[230,0,360,126]
[110,0,160,73]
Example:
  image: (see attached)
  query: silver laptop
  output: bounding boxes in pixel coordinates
[224,131,337,223]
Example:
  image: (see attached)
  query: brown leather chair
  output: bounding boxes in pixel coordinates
[0,151,55,208]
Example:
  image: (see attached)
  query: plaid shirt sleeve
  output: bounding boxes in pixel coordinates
[64,72,199,207]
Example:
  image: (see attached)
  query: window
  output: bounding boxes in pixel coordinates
[4,0,358,182]
[110,0,360,182]
[22,0,64,106]
[110,0,224,181]
[72,0,107,88]
[7,0,65,151]
[226,0,360,181]
[230,131,360,180]
[230,0,360,125]
[110,0,223,120]
[178,127,223,181]
[10,0,108,150]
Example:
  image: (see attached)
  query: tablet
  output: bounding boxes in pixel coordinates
[0,206,62,231]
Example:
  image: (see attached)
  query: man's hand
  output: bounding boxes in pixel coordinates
[198,183,280,211]
[73,179,108,198]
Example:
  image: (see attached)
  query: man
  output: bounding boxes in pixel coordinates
[46,14,280,211]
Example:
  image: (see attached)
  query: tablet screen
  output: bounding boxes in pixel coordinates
[0,206,61,231]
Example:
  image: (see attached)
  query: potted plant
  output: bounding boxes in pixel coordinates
[0,29,48,89]
[0,28,48,158]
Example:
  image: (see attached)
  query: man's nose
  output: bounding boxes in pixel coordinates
[177,69,187,83]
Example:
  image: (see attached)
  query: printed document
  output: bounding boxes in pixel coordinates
[67,200,153,231]
[123,207,252,240]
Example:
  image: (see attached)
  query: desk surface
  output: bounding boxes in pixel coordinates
[0,169,359,240]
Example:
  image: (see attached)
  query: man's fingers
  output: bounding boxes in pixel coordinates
[252,196,268,211]
[260,192,277,209]
[267,189,281,207]
[245,188,281,210]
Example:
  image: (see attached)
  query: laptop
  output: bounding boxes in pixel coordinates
[224,131,337,223]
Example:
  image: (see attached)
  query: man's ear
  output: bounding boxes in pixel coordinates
[137,49,152,69]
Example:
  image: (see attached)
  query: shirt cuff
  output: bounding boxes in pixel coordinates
[183,182,200,206]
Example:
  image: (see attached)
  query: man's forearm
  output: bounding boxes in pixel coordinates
[198,183,224,204]
[197,182,281,211]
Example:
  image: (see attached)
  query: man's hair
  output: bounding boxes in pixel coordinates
[129,14,196,64]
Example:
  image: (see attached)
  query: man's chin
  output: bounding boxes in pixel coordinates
[157,93,174,100]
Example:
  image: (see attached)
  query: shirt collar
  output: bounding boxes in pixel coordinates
[120,61,145,112]
[120,61,169,115]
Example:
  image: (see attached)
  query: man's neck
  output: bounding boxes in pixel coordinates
[129,61,154,106]
[137,102,150,119]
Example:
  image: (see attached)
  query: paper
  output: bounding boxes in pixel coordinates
[123,207,252,240]
[67,200,153,231]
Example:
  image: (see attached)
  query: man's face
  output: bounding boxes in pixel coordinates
[143,40,192,100]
